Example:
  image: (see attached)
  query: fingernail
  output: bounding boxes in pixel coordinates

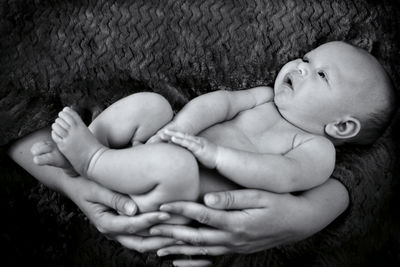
[158,213,171,220]
[160,204,171,211]
[150,228,161,235]
[124,203,136,215]
[205,194,218,205]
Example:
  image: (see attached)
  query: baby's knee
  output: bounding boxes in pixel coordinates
[128,93,174,138]
[126,92,173,122]
[154,145,200,201]
[162,147,200,199]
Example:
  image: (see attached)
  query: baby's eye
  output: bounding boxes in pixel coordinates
[318,71,327,80]
[302,56,309,63]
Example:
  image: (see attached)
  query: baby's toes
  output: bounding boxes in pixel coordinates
[67,108,85,126]
[55,118,70,129]
[33,153,54,166]
[31,141,53,155]
[51,130,63,143]
[64,107,82,123]
[52,122,68,137]
[59,108,76,126]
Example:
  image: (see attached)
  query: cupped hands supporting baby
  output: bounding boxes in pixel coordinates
[8,116,349,267]
[69,176,347,263]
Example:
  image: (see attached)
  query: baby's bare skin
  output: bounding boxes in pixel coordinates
[50,107,106,179]
[32,41,392,216]
[198,98,305,155]
[158,87,335,193]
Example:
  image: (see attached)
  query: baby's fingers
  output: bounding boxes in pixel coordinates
[165,131,200,150]
[146,130,173,144]
[164,130,197,141]
[146,134,163,144]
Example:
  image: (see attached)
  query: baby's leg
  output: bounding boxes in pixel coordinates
[32,92,172,175]
[31,140,78,177]
[51,107,106,178]
[88,92,174,148]
[91,143,200,212]
[52,107,199,214]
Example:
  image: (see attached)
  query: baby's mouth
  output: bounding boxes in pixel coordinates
[283,73,294,90]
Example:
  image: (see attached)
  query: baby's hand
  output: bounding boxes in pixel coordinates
[146,128,178,144]
[163,130,218,169]
[146,121,196,144]
[146,132,166,144]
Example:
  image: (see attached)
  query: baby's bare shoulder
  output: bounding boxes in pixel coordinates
[293,133,335,155]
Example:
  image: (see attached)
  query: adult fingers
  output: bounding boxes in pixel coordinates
[159,245,230,257]
[204,189,273,210]
[114,235,177,253]
[95,210,172,234]
[87,181,137,215]
[150,225,231,246]
[172,259,213,267]
[160,202,237,229]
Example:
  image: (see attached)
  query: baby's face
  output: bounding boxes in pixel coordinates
[273,41,382,134]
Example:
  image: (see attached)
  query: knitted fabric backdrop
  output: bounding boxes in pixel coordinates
[1,0,400,266]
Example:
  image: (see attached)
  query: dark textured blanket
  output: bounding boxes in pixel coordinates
[1,0,400,266]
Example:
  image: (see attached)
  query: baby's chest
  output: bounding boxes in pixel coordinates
[200,104,297,154]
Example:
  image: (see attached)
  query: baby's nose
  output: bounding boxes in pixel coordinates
[297,63,308,77]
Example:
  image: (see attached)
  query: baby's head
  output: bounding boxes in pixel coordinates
[274,41,396,145]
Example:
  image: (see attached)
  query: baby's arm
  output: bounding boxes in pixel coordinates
[167,132,336,193]
[148,87,273,142]
[215,136,336,192]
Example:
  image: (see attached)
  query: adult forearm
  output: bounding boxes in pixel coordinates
[7,127,69,193]
[298,178,349,234]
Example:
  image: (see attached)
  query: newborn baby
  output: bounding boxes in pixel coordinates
[31,41,395,223]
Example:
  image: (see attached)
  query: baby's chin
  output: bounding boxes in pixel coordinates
[274,80,294,99]
[273,78,283,95]
[273,69,290,90]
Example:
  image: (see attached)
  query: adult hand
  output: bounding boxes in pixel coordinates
[7,127,178,253]
[63,176,178,252]
[150,179,349,256]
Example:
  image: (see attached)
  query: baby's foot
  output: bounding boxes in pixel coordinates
[51,107,106,178]
[31,141,78,177]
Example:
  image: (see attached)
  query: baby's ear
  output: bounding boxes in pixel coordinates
[325,117,361,140]
[349,37,374,53]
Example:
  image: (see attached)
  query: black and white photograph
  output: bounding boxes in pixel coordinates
[1,0,400,266]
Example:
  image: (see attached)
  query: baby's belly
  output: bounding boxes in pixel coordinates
[199,123,258,152]
[197,123,258,195]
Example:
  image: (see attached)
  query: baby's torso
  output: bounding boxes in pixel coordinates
[199,101,310,154]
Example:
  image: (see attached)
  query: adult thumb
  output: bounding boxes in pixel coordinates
[204,189,267,210]
[93,182,137,216]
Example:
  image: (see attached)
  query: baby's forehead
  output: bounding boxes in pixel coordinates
[313,42,381,79]
[311,42,366,62]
